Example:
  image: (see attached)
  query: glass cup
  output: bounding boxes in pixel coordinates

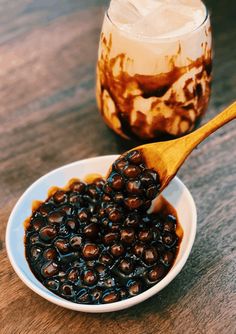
[96,1,212,140]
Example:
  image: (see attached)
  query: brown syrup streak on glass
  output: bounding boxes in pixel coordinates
[97,34,212,140]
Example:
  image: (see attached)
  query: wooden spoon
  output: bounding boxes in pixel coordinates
[124,101,236,192]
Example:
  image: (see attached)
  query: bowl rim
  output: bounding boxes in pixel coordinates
[6,155,197,313]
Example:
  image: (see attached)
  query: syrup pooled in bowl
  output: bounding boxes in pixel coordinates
[25,151,183,304]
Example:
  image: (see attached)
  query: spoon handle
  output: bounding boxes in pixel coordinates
[183,101,236,152]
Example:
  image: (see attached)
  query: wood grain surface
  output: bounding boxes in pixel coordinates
[0,0,235,333]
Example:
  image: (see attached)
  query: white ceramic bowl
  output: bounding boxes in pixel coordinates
[6,155,197,313]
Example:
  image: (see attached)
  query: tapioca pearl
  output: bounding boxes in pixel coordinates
[61,205,73,216]
[90,215,99,224]
[48,211,65,224]
[83,270,98,286]
[82,243,100,260]
[119,258,134,275]
[58,271,67,279]
[123,165,141,179]
[61,284,74,297]
[99,252,113,266]
[82,194,95,206]
[138,229,153,243]
[58,224,70,237]
[163,220,176,232]
[68,268,79,282]
[127,280,142,296]
[31,217,44,232]
[143,247,158,265]
[107,173,124,190]
[88,204,97,215]
[132,243,145,257]
[120,228,135,245]
[101,218,109,228]
[59,252,80,266]
[91,288,102,302]
[43,248,57,260]
[126,180,143,195]
[94,178,106,189]
[140,169,159,187]
[167,214,176,222]
[105,205,117,215]
[83,223,100,240]
[102,290,120,303]
[98,207,106,219]
[153,218,164,230]
[162,232,177,247]
[69,235,83,249]
[162,251,175,266]
[148,265,165,282]
[103,232,119,246]
[66,219,77,231]
[86,185,100,199]
[114,158,128,173]
[139,171,154,187]
[155,242,165,254]
[120,288,128,300]
[86,260,97,268]
[53,190,67,204]
[143,200,152,211]
[148,170,160,184]
[46,279,60,291]
[124,214,140,228]
[54,239,70,253]
[127,150,143,165]
[77,289,91,303]
[38,203,55,217]
[110,243,125,257]
[39,226,57,241]
[82,196,95,207]
[41,262,59,278]
[108,222,120,232]
[95,264,106,276]
[124,196,143,210]
[102,194,112,202]
[151,227,161,241]
[146,185,159,200]
[30,234,40,244]
[108,208,123,223]
[77,208,90,223]
[113,192,124,204]
[30,246,42,261]
[69,193,81,204]
[104,277,116,288]
[103,184,113,195]
[70,181,86,193]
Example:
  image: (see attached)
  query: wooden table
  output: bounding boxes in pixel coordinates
[0,1,235,333]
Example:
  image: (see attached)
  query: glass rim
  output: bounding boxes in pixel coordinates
[105,3,209,42]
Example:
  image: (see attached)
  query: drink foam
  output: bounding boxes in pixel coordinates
[108,0,207,38]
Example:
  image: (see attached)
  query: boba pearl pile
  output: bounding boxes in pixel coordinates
[25,150,180,304]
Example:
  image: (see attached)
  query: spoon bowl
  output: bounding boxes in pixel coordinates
[120,102,236,192]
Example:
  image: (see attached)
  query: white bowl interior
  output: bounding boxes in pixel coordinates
[6,155,197,313]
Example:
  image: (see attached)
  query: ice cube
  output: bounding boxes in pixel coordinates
[108,0,206,38]
[120,0,206,38]
[126,0,164,17]
[108,0,142,25]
